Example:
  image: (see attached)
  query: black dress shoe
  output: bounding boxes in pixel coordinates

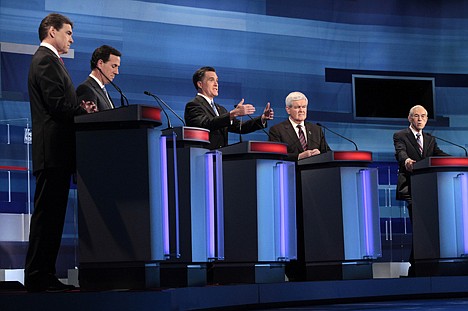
[25,274,76,293]
[45,275,76,293]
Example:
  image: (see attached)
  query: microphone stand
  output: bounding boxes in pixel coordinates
[144,91,172,129]
[317,123,358,151]
[430,134,468,157]
[97,67,129,107]
[144,91,186,126]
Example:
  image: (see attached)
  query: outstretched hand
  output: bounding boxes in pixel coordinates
[261,102,274,122]
[230,99,255,118]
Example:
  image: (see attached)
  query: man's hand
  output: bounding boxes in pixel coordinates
[298,149,321,160]
[81,100,98,113]
[405,158,416,172]
[261,102,274,122]
[230,99,255,119]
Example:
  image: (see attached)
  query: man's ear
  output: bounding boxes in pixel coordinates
[49,27,56,38]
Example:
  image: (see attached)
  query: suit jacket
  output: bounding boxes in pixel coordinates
[76,76,114,111]
[269,119,331,161]
[393,127,449,201]
[28,46,86,174]
[184,95,266,149]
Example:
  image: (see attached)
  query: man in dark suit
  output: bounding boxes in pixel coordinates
[25,13,96,292]
[393,104,449,276]
[269,91,330,161]
[76,45,122,111]
[184,66,274,150]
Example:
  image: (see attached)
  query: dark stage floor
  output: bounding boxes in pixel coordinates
[1,276,468,311]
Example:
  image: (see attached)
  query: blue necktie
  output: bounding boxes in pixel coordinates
[210,101,219,116]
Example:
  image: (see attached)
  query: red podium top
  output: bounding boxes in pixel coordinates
[298,150,373,167]
[219,141,288,158]
[413,157,468,170]
[0,166,28,171]
[162,126,210,144]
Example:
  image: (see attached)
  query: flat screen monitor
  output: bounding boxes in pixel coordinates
[352,75,435,120]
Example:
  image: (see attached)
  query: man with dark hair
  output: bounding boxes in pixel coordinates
[25,13,96,292]
[76,45,122,111]
[184,66,274,149]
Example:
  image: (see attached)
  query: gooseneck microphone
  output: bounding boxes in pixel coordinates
[144,91,186,126]
[316,123,358,151]
[97,67,129,107]
[144,91,172,128]
[428,133,468,157]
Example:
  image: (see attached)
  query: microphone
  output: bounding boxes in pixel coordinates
[144,91,186,126]
[428,133,467,157]
[144,91,172,129]
[316,123,358,151]
[97,67,129,107]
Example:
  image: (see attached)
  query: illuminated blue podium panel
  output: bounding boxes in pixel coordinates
[75,105,166,290]
[212,141,297,284]
[160,126,224,287]
[412,157,468,276]
[294,151,381,281]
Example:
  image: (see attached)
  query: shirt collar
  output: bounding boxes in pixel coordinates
[198,93,213,105]
[289,117,305,129]
[89,73,105,89]
[40,42,60,58]
[409,126,422,137]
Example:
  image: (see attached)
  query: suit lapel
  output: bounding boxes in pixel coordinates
[197,95,217,117]
[406,129,423,158]
[89,78,113,109]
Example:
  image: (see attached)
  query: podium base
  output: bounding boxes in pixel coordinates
[160,263,207,287]
[210,263,285,284]
[79,262,160,290]
[414,259,468,277]
[287,261,373,281]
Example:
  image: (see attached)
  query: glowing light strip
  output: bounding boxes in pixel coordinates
[0,166,28,171]
[360,170,374,257]
[431,157,468,167]
[250,142,288,155]
[214,151,224,260]
[171,131,180,258]
[205,153,216,259]
[334,151,372,161]
[461,174,468,254]
[278,163,287,259]
[160,136,170,257]
[183,128,210,142]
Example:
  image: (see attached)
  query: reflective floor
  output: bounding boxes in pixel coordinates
[259,298,468,310]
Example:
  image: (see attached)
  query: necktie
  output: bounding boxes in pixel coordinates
[210,101,219,116]
[297,124,308,151]
[59,57,64,65]
[416,133,423,155]
[102,86,114,108]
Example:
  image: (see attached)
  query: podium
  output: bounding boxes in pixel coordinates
[412,157,468,276]
[75,105,166,290]
[159,126,224,287]
[211,141,297,284]
[293,151,381,281]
